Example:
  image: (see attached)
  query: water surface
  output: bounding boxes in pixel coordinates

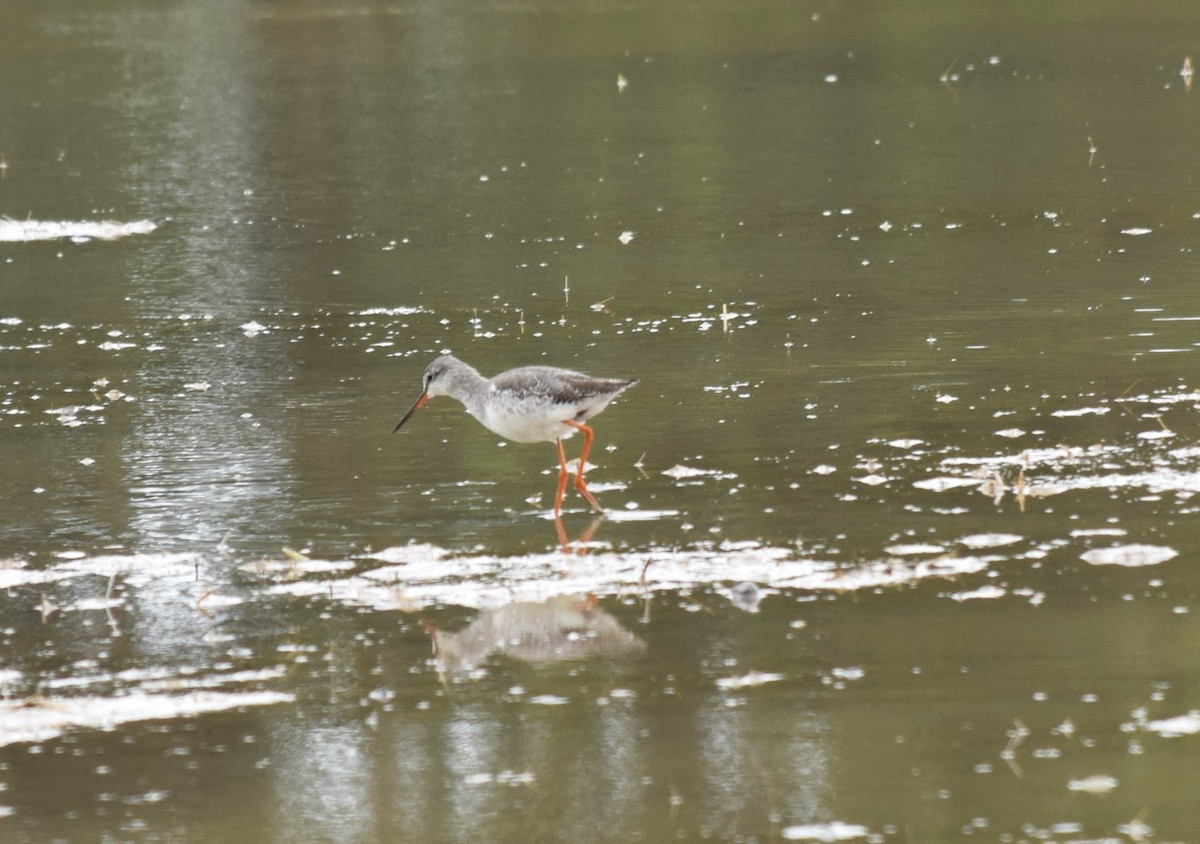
[3,1,1200,841]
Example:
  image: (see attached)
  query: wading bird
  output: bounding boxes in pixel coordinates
[394,354,636,515]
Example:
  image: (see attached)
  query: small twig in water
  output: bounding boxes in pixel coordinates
[940,58,959,92]
[1001,718,1029,777]
[196,588,216,620]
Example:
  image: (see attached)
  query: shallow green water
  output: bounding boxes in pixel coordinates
[3,1,1200,841]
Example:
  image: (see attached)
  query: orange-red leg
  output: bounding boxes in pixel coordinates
[564,420,603,513]
[554,513,570,552]
[553,515,604,556]
[553,437,571,516]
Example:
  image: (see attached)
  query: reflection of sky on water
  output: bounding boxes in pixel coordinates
[697,702,830,837]
[115,0,293,555]
[253,595,833,839]
[263,683,832,840]
[272,725,373,843]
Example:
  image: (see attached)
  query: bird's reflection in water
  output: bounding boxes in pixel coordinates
[554,515,604,554]
[427,594,644,677]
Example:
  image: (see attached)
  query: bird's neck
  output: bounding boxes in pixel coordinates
[441,360,490,417]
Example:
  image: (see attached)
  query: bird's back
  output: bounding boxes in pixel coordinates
[491,365,635,406]
[481,365,636,443]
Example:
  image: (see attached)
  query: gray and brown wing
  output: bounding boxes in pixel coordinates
[490,366,636,406]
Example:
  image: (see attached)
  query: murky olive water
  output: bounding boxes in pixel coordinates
[3,1,1200,841]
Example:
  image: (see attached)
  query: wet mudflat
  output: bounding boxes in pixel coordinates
[3,0,1200,841]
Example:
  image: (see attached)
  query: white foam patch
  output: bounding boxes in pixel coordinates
[0,690,292,748]
[949,585,1006,601]
[781,821,872,842]
[716,671,784,690]
[603,508,680,522]
[265,544,992,612]
[913,477,982,491]
[1144,712,1200,737]
[238,558,356,576]
[0,565,75,589]
[884,543,945,557]
[1067,774,1119,794]
[54,552,198,579]
[959,533,1022,549]
[1051,407,1109,417]
[661,465,738,481]
[0,219,157,242]
[1081,544,1178,567]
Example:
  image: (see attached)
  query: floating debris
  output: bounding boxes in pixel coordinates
[364,543,450,565]
[1080,544,1177,567]
[959,533,1022,549]
[781,821,871,842]
[464,769,537,786]
[716,671,784,690]
[913,476,981,491]
[0,218,157,242]
[0,565,72,590]
[661,465,738,481]
[528,695,570,706]
[728,581,764,612]
[1051,406,1109,417]
[269,544,989,613]
[239,555,355,578]
[1144,711,1200,737]
[0,690,293,749]
[38,594,59,622]
[885,543,945,557]
[1117,817,1153,841]
[949,585,1006,602]
[54,552,198,582]
[853,473,889,486]
[994,427,1026,439]
[1067,774,1118,794]
[604,507,678,522]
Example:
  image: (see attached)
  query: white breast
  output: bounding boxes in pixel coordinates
[478,400,579,444]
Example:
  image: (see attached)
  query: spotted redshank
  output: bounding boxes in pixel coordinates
[393,354,636,515]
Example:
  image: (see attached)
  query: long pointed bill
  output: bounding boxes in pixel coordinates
[393,392,430,433]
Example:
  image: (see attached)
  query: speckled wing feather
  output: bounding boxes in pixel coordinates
[490,366,635,406]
